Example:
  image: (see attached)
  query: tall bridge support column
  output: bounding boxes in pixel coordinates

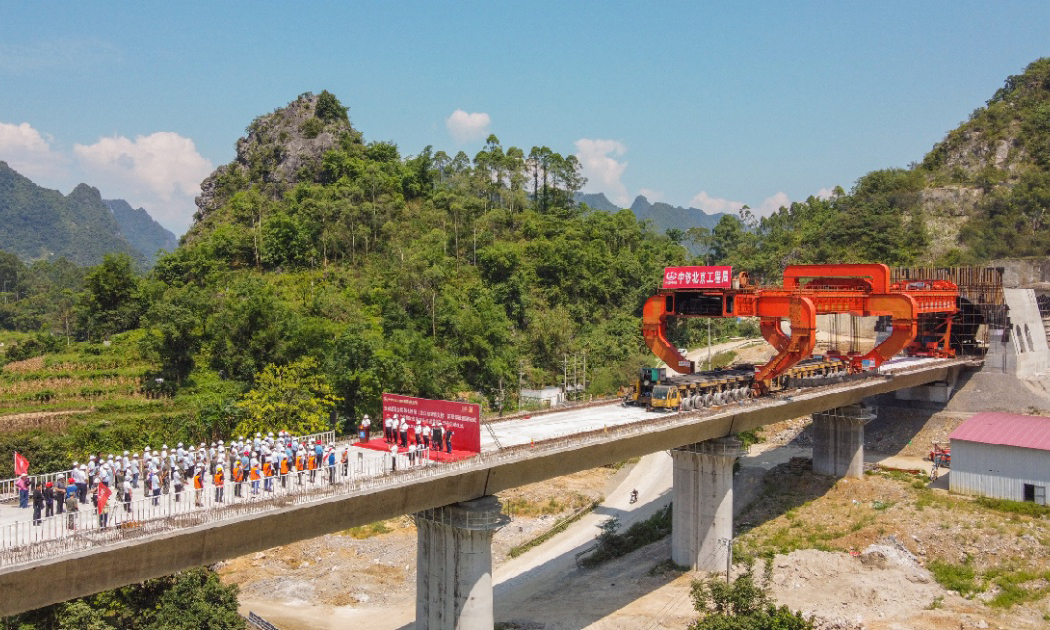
[671,437,745,572]
[414,495,508,630]
[812,404,876,479]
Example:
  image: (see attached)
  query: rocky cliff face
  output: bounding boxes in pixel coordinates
[914,58,1050,261]
[189,91,358,241]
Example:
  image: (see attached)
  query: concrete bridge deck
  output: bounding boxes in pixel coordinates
[0,356,970,616]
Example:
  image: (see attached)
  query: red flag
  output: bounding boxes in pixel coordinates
[13,452,29,476]
[97,483,112,515]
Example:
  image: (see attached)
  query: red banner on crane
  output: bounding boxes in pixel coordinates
[381,393,481,453]
[662,266,733,289]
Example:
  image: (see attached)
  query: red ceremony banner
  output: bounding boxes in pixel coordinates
[662,266,733,289]
[13,452,28,476]
[381,393,481,453]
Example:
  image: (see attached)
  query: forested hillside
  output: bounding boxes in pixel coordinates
[696,57,1050,278]
[0,163,147,267]
[104,199,178,264]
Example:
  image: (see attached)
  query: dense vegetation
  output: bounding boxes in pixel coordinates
[4,568,243,629]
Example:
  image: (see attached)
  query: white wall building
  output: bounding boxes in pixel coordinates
[949,412,1050,505]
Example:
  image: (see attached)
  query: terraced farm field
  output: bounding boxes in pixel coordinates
[0,331,239,472]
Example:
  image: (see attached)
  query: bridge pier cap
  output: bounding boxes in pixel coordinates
[672,436,745,572]
[812,404,875,479]
[414,495,508,630]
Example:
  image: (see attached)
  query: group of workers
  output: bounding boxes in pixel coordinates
[381,414,455,454]
[11,430,361,530]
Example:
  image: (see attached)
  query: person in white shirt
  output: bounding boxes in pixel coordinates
[122,478,132,512]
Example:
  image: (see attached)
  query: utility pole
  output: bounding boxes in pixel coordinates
[563,354,568,404]
[573,354,578,400]
[517,361,525,411]
[707,318,712,371]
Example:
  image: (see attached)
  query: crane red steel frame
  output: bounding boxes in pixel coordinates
[642,264,960,393]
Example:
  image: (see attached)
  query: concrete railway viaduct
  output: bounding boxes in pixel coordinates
[0,357,972,627]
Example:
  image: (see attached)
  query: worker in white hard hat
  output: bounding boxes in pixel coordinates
[214,464,225,503]
[76,464,88,503]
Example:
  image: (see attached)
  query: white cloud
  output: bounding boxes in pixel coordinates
[445,109,491,144]
[0,121,68,181]
[575,138,629,205]
[73,132,212,235]
[757,192,791,215]
[815,186,836,199]
[689,190,746,215]
[638,188,664,203]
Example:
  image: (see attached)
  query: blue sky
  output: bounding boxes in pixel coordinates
[1,2,1048,235]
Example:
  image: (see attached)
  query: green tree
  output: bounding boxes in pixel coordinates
[73,253,143,340]
[4,568,243,629]
[207,278,298,383]
[690,559,813,630]
[315,89,349,123]
[236,356,343,435]
[151,568,244,629]
[139,288,202,385]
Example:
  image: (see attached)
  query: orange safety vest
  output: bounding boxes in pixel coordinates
[308,455,316,470]
[193,474,203,490]
[263,462,272,477]
[296,454,305,470]
[213,471,224,485]
[341,451,348,463]
[233,466,243,483]
[280,458,289,475]
[249,466,260,481]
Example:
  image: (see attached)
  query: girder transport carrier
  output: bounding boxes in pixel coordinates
[628,263,963,409]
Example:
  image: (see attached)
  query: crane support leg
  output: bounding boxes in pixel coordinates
[759,317,790,353]
[642,294,693,374]
[853,295,919,370]
[753,296,817,389]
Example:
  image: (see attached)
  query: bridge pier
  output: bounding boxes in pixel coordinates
[414,495,508,630]
[671,436,745,571]
[811,404,875,478]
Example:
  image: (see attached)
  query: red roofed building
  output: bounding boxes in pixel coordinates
[949,412,1050,504]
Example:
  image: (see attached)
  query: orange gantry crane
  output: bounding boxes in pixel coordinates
[642,263,960,393]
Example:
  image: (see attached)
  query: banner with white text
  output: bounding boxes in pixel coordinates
[381,393,481,453]
[662,265,733,289]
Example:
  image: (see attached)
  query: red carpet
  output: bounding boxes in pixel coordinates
[354,437,477,463]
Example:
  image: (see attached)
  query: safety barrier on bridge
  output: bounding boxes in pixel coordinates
[246,611,280,630]
[0,430,336,504]
[0,359,963,569]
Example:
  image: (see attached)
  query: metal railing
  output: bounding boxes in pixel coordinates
[0,430,336,503]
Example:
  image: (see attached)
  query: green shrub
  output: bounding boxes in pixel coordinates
[928,559,982,597]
